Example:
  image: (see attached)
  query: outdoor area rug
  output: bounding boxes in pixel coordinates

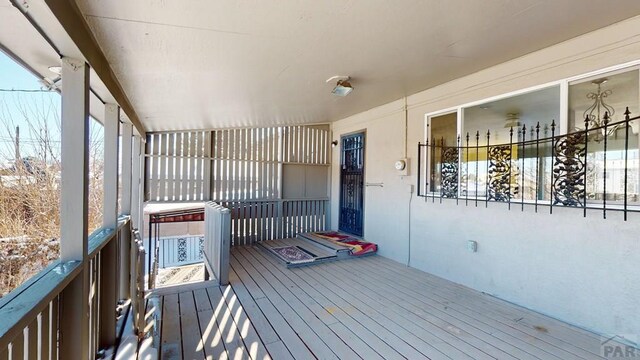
[269,245,316,264]
[300,231,378,256]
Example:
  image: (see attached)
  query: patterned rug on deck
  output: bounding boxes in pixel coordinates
[302,231,378,256]
[270,246,316,263]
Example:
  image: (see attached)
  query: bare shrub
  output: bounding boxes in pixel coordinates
[0,93,104,296]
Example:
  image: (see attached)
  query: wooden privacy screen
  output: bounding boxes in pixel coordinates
[145,126,330,202]
[145,125,331,245]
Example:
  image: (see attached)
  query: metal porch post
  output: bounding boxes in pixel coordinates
[59,57,90,360]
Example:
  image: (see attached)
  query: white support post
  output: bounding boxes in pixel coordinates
[119,123,133,299]
[130,135,142,301]
[121,123,133,215]
[131,135,142,229]
[99,103,119,349]
[59,57,90,360]
[137,136,146,241]
[103,104,120,227]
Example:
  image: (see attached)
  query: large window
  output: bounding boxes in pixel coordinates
[427,113,457,193]
[569,69,640,203]
[423,65,640,208]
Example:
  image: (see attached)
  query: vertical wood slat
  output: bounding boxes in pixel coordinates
[11,329,25,360]
[40,303,50,360]
[218,131,223,201]
[158,133,167,201]
[223,130,228,202]
[184,132,192,200]
[257,201,263,242]
[167,133,175,201]
[181,132,189,200]
[51,296,58,360]
[189,132,197,200]
[262,128,267,200]
[87,259,93,358]
[173,133,182,200]
[289,127,294,162]
[233,129,239,201]
[271,128,276,198]
[191,131,202,201]
[182,132,189,200]
[237,201,242,246]
[27,319,37,360]
[248,128,253,200]
[305,126,310,163]
[212,131,218,200]
[151,134,160,201]
[203,131,212,201]
[320,129,325,164]
[229,130,233,200]
[88,257,95,358]
[238,128,243,196]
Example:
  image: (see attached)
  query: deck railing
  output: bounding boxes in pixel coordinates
[0,217,138,359]
[131,229,146,339]
[418,109,640,220]
[220,198,329,246]
[157,235,204,268]
[203,202,231,285]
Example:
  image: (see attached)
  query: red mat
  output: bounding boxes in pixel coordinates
[305,231,378,256]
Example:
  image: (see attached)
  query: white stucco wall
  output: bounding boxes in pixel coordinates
[330,16,640,342]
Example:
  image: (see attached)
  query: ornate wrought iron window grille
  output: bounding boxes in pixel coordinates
[418,108,640,221]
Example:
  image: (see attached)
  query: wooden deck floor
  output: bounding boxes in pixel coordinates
[147,244,621,360]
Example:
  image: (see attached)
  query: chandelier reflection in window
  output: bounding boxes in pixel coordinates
[583,78,621,142]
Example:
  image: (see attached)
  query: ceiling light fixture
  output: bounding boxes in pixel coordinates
[326,75,353,96]
[583,78,620,142]
[48,66,62,75]
[504,113,520,128]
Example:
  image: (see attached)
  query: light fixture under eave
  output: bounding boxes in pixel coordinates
[326,75,353,96]
[48,66,62,75]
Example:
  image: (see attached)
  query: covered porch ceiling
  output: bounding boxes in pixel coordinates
[74,1,640,131]
[4,1,640,132]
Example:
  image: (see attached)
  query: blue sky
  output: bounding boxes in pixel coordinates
[0,51,61,162]
[0,51,104,164]
[0,52,46,90]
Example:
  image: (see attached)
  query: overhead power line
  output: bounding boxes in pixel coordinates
[0,89,55,93]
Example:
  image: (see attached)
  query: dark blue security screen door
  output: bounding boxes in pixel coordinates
[339,132,365,237]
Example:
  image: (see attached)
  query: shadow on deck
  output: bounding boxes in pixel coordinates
[136,245,627,360]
